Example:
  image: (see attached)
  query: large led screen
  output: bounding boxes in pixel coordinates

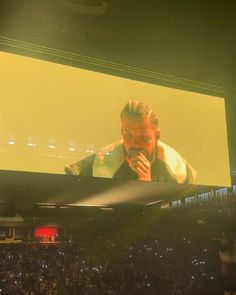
[0,51,231,186]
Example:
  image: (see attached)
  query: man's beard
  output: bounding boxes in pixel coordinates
[126,148,151,161]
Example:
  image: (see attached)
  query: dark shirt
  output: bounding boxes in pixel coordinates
[70,154,177,182]
[113,158,176,182]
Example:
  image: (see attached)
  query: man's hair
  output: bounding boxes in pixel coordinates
[120,101,158,128]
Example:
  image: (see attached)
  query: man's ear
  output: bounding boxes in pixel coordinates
[155,129,160,139]
[120,122,124,135]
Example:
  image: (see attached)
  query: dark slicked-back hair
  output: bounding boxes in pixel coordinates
[120,101,158,128]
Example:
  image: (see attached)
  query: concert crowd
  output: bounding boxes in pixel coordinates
[0,208,236,295]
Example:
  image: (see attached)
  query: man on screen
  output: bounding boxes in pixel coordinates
[65,101,196,183]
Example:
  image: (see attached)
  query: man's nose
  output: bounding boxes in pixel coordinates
[131,136,142,147]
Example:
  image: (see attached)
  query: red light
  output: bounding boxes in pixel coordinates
[35,227,58,241]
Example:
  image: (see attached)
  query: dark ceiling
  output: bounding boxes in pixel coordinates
[0,0,235,86]
[0,0,235,205]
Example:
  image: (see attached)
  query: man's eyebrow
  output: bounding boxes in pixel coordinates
[123,131,152,135]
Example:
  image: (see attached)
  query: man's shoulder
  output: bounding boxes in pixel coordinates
[93,140,125,178]
[64,154,95,176]
[65,140,124,177]
[157,141,196,183]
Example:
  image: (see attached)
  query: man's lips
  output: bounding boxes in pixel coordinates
[127,149,147,158]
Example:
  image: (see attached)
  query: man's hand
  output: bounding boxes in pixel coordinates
[126,152,151,181]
